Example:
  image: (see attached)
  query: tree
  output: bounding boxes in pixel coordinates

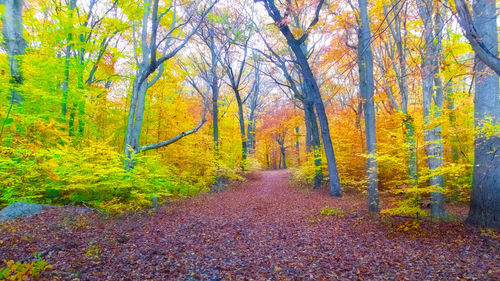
[275,129,287,169]
[254,0,342,196]
[382,0,418,184]
[417,0,446,219]
[124,0,216,169]
[356,0,380,212]
[456,0,500,228]
[254,34,323,188]
[185,14,228,191]
[454,0,500,76]
[246,57,263,155]
[220,11,254,166]
[1,0,26,134]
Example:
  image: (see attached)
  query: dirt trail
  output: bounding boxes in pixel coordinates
[1,170,498,280]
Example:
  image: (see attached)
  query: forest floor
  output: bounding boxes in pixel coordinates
[1,170,499,280]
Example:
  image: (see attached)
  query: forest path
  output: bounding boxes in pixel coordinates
[1,170,499,280]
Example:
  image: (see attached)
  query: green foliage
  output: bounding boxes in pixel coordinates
[320,206,344,218]
[0,133,214,213]
[0,255,52,280]
[381,186,433,218]
[85,244,101,259]
[290,152,325,186]
[309,206,345,223]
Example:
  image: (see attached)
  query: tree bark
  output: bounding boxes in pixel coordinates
[303,97,323,189]
[2,0,26,106]
[417,0,445,219]
[466,0,500,229]
[235,92,247,162]
[454,0,500,76]
[384,1,418,184]
[357,0,380,212]
[247,61,261,155]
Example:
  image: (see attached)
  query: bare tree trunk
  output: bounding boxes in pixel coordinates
[234,90,247,164]
[303,98,323,189]
[212,79,219,152]
[466,0,500,229]
[2,0,26,106]
[292,46,341,196]
[61,0,76,123]
[357,0,380,212]
[295,126,300,164]
[247,60,261,155]
[125,75,148,169]
[276,134,287,169]
[281,146,287,169]
[384,1,418,184]
[418,0,445,219]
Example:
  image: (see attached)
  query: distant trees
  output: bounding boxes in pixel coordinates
[59,0,121,137]
[255,35,323,189]
[255,0,342,196]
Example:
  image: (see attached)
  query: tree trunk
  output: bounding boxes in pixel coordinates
[295,126,300,164]
[234,90,247,164]
[212,80,219,151]
[418,0,445,219]
[404,116,418,184]
[385,0,418,185]
[125,74,148,169]
[290,43,341,196]
[61,0,76,120]
[466,0,500,229]
[211,72,221,191]
[281,146,287,169]
[303,98,323,189]
[256,0,341,196]
[358,0,380,212]
[2,0,26,106]
[247,117,256,154]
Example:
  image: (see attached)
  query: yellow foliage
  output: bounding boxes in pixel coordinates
[0,257,52,280]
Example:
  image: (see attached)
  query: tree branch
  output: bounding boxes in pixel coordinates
[454,0,500,76]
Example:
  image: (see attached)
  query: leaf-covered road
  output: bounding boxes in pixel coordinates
[1,170,499,280]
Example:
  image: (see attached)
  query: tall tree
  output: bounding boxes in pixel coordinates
[455,0,500,228]
[61,0,77,123]
[383,0,418,184]
[221,13,253,166]
[255,37,323,188]
[356,0,380,212]
[254,0,342,196]
[417,0,446,219]
[187,15,228,191]
[1,0,26,107]
[246,57,262,155]
[124,0,216,169]
[275,130,287,169]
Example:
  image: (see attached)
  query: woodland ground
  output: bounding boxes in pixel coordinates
[0,170,499,280]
